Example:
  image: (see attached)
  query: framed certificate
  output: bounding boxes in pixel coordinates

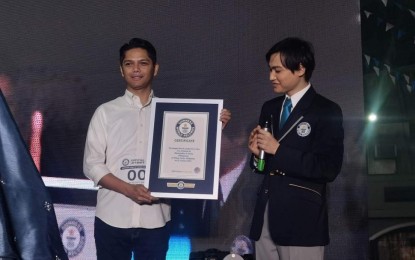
[145,98,223,199]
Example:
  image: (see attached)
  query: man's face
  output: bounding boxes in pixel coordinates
[120,48,159,93]
[268,52,305,96]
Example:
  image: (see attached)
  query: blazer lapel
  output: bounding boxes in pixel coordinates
[277,86,316,140]
[271,97,284,136]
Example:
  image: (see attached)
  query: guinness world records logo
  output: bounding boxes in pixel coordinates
[175,118,196,138]
[297,122,311,137]
[59,217,86,257]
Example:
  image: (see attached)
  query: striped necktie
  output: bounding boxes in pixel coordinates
[279,97,292,129]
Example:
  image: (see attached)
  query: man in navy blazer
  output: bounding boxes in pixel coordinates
[248,37,344,260]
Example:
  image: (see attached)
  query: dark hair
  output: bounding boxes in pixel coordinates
[119,38,157,65]
[265,37,315,81]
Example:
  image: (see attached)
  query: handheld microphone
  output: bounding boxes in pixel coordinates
[257,120,270,171]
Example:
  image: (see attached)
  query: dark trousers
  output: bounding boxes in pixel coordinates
[94,217,170,260]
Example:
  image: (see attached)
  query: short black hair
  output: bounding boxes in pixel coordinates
[119,38,157,65]
[266,37,315,82]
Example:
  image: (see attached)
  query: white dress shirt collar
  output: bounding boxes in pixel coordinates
[286,83,311,109]
[124,89,154,108]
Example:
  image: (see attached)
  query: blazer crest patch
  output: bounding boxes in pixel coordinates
[297,122,311,137]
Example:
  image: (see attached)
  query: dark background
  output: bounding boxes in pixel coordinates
[0,1,366,259]
[360,0,415,259]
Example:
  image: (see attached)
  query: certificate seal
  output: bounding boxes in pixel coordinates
[175,118,196,138]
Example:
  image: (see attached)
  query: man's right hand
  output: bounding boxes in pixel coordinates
[98,173,159,205]
[124,184,159,204]
[248,125,261,157]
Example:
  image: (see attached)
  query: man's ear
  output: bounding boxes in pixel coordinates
[154,64,159,76]
[119,66,124,77]
[296,64,306,77]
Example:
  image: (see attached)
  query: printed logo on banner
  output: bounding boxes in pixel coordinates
[122,159,129,166]
[60,217,86,257]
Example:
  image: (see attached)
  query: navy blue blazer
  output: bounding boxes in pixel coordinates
[249,86,344,246]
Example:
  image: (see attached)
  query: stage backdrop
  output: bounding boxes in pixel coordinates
[0,1,366,259]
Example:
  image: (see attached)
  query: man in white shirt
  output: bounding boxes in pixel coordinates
[83,38,230,260]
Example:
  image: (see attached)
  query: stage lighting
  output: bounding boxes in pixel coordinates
[368,113,377,122]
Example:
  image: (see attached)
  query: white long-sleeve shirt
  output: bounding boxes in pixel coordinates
[83,89,170,228]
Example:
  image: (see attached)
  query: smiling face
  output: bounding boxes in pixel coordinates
[119,48,159,96]
[268,52,307,96]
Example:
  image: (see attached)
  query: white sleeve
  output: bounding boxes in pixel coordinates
[83,106,111,186]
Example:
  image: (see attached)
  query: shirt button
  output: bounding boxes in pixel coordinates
[264,189,268,194]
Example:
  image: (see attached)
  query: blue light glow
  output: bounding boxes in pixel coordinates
[130,236,191,260]
[167,235,191,260]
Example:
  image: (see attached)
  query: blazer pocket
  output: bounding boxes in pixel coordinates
[288,183,321,196]
[288,183,323,206]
